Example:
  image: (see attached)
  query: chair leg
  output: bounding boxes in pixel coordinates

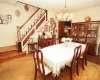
[55,76,59,80]
[69,67,72,80]
[43,75,46,80]
[76,61,79,76]
[85,57,87,66]
[82,59,84,70]
[34,69,37,80]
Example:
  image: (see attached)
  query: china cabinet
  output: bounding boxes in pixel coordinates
[71,21,100,55]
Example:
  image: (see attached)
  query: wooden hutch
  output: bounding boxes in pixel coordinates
[58,21,100,55]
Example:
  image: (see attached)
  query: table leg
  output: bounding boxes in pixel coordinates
[55,76,59,80]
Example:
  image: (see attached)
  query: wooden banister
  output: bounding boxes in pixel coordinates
[16,1,40,9]
[20,8,40,29]
[23,16,45,46]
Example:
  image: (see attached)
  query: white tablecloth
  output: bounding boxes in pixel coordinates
[41,42,86,77]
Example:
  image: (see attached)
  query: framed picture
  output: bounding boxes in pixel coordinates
[7,15,12,23]
[0,19,3,24]
[50,18,55,26]
[24,4,29,11]
[7,15,12,20]
[15,10,21,17]
[1,15,7,20]
[3,20,8,24]
[44,24,48,31]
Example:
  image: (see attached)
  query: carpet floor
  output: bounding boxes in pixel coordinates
[0,55,100,80]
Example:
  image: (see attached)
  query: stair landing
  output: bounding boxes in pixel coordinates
[0,50,26,63]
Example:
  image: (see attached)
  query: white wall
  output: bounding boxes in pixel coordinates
[72,6,100,22]
[0,3,56,47]
[72,6,100,55]
[48,11,55,20]
[0,3,37,47]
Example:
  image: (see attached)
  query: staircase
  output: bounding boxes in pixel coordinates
[0,2,47,62]
[16,2,47,53]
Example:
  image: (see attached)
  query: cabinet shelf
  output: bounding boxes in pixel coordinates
[88,30,97,31]
[87,37,96,38]
[71,21,100,55]
[79,36,86,38]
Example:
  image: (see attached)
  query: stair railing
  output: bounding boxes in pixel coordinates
[17,9,46,41]
[22,12,46,49]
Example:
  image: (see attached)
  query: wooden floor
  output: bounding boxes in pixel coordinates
[0,55,100,80]
[87,54,100,65]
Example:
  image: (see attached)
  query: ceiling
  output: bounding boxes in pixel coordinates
[0,0,100,12]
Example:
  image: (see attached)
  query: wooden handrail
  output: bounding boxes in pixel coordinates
[20,8,40,29]
[23,16,45,46]
[16,1,39,8]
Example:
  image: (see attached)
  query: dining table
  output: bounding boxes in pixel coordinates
[40,42,86,79]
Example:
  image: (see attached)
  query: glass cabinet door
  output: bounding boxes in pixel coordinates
[87,23,99,30]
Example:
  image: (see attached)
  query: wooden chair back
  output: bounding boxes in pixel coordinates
[83,43,89,58]
[38,39,47,48]
[71,46,79,65]
[47,39,54,46]
[53,38,60,44]
[33,49,45,75]
[77,45,82,58]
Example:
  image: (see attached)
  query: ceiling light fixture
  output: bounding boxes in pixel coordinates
[56,0,72,21]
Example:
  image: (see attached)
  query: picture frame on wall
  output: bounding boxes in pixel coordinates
[0,19,3,24]
[1,15,7,20]
[7,15,12,20]
[2,20,8,24]
[24,4,29,11]
[15,10,21,17]
[44,24,48,31]
[7,15,12,23]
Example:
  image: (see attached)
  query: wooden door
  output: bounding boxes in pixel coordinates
[58,21,64,38]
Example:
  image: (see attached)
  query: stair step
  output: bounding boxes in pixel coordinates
[0,45,18,53]
[0,50,26,63]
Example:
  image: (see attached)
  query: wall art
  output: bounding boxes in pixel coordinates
[0,19,3,24]
[2,20,8,24]
[24,4,29,11]
[0,14,12,24]
[15,10,21,17]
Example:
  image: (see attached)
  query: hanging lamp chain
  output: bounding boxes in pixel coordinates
[65,0,66,8]
[64,0,67,12]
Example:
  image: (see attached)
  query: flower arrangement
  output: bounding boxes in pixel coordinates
[61,37,72,42]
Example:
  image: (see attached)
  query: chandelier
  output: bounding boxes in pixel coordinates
[56,0,72,21]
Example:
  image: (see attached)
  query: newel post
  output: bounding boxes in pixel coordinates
[16,26,22,52]
[17,26,21,41]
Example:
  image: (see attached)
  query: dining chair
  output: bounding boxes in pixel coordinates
[38,39,47,48]
[53,38,60,44]
[76,45,82,75]
[66,46,79,80]
[47,39,54,46]
[33,49,52,80]
[77,43,89,70]
[98,44,100,59]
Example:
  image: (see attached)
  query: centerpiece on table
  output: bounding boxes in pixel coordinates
[61,37,72,43]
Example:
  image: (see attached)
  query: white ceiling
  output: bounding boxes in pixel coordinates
[0,0,100,12]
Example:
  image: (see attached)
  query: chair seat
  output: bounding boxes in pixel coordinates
[40,63,52,75]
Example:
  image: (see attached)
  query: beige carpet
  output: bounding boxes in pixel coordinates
[0,55,100,80]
